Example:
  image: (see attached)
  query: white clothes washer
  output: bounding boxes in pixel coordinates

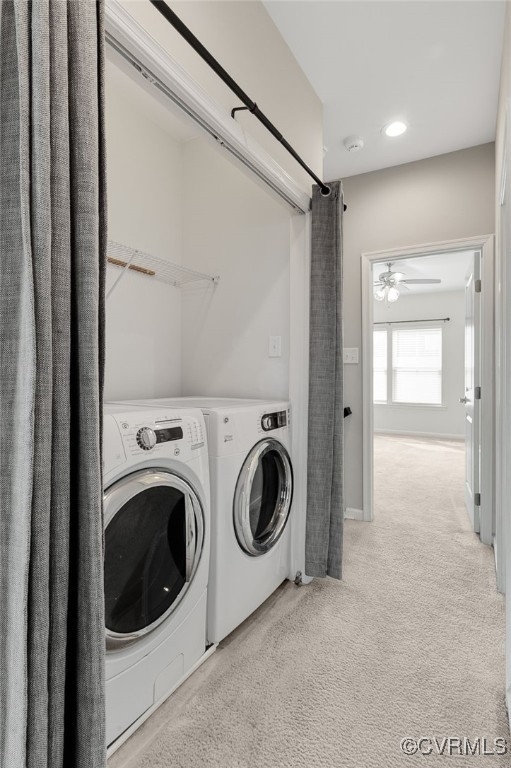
[103,404,210,746]
[114,398,293,644]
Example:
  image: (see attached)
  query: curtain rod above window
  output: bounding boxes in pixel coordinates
[374,318,450,325]
[148,0,346,208]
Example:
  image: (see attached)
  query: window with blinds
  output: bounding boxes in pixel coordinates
[373,325,443,406]
[392,327,442,404]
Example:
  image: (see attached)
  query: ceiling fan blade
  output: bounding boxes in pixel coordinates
[378,270,405,282]
[401,278,441,284]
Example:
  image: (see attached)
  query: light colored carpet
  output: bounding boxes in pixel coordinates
[110,434,508,768]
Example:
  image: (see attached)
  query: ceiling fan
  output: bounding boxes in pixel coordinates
[373,262,441,303]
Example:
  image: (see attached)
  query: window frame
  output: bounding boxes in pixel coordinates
[373,321,445,408]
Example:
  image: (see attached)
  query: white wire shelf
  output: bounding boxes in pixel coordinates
[106,240,219,299]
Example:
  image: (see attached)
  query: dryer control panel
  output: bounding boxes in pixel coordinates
[261,410,287,432]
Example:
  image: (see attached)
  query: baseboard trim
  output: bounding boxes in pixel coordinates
[345,507,366,521]
[374,429,464,441]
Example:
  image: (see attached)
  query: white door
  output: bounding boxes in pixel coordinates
[463,252,481,532]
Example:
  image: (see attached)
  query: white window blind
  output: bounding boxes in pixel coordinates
[392,327,442,405]
[373,329,387,403]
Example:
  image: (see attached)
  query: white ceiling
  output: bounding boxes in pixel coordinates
[373,250,474,294]
[264,1,506,179]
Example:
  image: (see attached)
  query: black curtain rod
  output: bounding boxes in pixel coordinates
[374,318,450,325]
[148,0,336,201]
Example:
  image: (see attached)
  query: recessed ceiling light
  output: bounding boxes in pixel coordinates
[383,120,407,137]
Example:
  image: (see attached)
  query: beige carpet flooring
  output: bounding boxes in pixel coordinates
[110,434,508,768]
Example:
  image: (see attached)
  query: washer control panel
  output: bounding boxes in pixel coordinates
[187,419,205,449]
[261,410,288,432]
[136,425,184,451]
[113,412,204,457]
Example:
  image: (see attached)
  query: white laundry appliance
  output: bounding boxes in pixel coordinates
[114,398,293,644]
[103,404,210,747]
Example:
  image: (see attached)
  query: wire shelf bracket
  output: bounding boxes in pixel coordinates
[106,240,219,299]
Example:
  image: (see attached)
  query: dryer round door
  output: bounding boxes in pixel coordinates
[234,439,293,557]
[103,469,204,650]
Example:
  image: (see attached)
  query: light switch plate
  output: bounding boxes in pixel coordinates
[269,335,282,358]
[343,347,359,364]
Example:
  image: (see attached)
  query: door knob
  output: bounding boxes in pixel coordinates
[459,396,469,404]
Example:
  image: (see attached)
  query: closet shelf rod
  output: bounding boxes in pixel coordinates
[148,0,335,201]
[374,318,450,325]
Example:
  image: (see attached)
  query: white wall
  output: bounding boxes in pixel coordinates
[104,1,323,403]
[342,143,495,512]
[373,290,465,438]
[104,61,184,401]
[105,58,295,403]
[494,0,511,720]
[121,0,323,194]
[180,137,291,400]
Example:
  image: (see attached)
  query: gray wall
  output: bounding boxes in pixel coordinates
[342,143,495,512]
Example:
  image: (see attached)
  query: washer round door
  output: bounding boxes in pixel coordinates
[234,439,293,557]
[103,469,204,650]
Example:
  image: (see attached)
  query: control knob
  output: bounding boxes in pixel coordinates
[137,427,156,450]
[262,416,273,431]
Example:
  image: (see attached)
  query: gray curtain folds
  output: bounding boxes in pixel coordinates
[0,2,106,767]
[305,181,344,579]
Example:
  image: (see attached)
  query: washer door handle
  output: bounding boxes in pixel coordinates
[185,494,196,582]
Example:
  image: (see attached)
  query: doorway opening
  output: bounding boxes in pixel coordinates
[361,237,494,549]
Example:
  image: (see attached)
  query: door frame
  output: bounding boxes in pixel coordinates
[361,235,494,544]
[289,212,313,583]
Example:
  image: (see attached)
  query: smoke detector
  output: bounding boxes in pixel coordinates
[343,135,364,152]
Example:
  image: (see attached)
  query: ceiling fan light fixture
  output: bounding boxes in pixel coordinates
[374,286,386,302]
[387,286,400,303]
[383,120,407,138]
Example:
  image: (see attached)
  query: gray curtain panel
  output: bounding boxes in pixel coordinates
[0,2,106,767]
[305,181,344,580]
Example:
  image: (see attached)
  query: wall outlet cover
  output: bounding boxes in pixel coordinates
[343,347,359,364]
[269,335,282,358]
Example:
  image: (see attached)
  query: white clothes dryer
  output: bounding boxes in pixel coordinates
[114,398,293,644]
[103,404,210,747]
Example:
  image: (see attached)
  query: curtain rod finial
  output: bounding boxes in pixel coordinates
[319,185,348,211]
